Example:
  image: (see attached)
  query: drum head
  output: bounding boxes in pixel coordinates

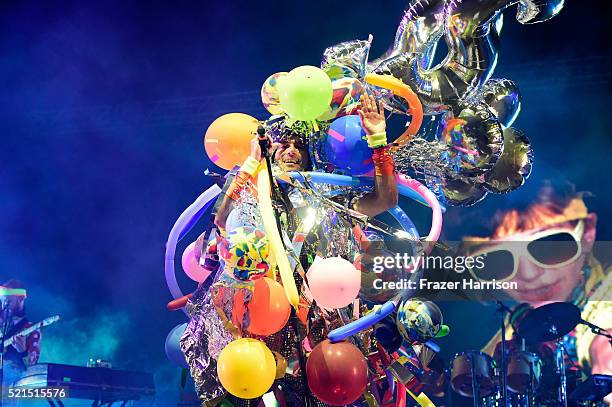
[450,351,497,397]
[507,351,542,394]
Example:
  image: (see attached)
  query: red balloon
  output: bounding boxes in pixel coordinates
[306,340,368,405]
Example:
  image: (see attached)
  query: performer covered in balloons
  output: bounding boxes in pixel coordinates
[167,1,567,404]
[462,182,611,400]
[215,92,397,228]
[180,92,400,406]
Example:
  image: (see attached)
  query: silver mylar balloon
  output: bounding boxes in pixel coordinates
[396,298,443,343]
[439,176,488,207]
[516,0,565,24]
[482,127,533,194]
[479,78,522,128]
[368,0,446,72]
[373,0,564,114]
[321,37,372,78]
[374,0,504,112]
[441,103,504,177]
[371,53,422,114]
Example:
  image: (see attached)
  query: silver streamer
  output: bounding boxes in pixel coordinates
[392,134,452,177]
[230,188,264,229]
[180,286,233,403]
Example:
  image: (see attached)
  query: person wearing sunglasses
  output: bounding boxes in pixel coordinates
[463,182,611,400]
[465,216,591,305]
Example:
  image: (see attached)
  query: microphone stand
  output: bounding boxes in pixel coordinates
[580,318,612,348]
[0,302,11,407]
[257,126,312,407]
[496,301,512,407]
[257,127,282,216]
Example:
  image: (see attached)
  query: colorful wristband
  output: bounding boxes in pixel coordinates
[226,170,252,201]
[372,145,396,176]
[366,132,388,149]
[239,156,260,176]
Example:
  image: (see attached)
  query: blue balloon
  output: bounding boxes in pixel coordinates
[165,323,189,368]
[328,300,397,342]
[322,115,373,175]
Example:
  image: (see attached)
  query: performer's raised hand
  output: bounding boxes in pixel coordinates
[357,92,386,135]
[249,135,278,162]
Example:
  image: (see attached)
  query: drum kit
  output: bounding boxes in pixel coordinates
[447,349,546,406]
[425,302,612,407]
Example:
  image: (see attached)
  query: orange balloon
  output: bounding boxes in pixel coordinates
[246,277,291,336]
[204,113,259,170]
[364,73,423,146]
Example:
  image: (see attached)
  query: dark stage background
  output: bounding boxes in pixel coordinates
[1,1,611,405]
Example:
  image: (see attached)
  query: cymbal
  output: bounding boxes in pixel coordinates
[517,302,581,343]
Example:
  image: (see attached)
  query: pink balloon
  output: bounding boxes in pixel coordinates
[306,256,361,309]
[181,241,212,283]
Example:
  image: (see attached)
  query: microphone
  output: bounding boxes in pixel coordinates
[257,125,266,139]
[257,126,270,158]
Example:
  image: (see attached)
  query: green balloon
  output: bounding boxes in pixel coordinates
[278,65,333,121]
[435,324,450,338]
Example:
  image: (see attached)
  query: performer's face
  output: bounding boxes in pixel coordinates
[0,295,25,315]
[274,137,308,171]
[511,251,584,305]
[504,217,597,306]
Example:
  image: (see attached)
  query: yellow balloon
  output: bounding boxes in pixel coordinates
[261,72,287,115]
[257,164,299,307]
[217,338,276,399]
